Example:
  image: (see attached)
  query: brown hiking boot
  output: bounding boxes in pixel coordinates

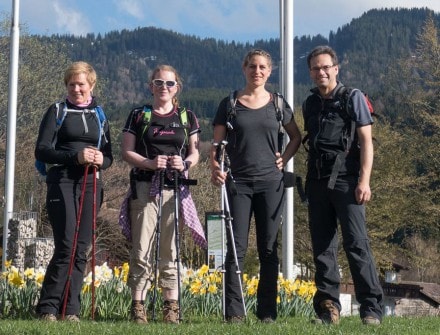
[313,299,340,325]
[225,315,245,324]
[362,316,381,325]
[64,314,80,322]
[163,300,180,324]
[131,302,148,324]
[38,313,57,322]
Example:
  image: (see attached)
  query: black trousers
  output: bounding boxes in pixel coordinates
[224,179,284,320]
[36,179,102,316]
[306,175,383,320]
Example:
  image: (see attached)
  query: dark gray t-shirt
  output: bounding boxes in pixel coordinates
[213,94,294,182]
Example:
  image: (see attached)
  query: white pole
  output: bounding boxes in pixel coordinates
[2,0,20,271]
[280,0,295,279]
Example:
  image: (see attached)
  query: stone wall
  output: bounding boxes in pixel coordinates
[6,211,54,272]
[394,297,440,317]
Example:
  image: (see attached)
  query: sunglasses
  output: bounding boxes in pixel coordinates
[152,79,177,88]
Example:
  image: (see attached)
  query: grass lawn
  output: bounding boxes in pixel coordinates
[0,315,439,335]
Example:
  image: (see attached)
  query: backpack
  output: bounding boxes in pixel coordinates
[136,105,189,146]
[337,87,374,115]
[35,102,107,176]
[227,90,284,151]
[302,85,375,189]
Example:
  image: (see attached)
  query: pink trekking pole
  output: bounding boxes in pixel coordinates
[61,164,90,319]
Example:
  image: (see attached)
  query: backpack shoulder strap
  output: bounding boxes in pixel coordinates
[226,90,238,130]
[94,105,107,123]
[52,102,67,147]
[178,106,188,127]
[139,105,152,139]
[93,105,107,149]
[55,102,67,126]
[178,106,189,145]
[273,92,285,152]
[273,92,284,124]
[327,86,357,190]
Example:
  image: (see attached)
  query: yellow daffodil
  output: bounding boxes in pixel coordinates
[24,267,35,280]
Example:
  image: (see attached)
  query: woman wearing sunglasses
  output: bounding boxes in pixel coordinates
[121,65,206,324]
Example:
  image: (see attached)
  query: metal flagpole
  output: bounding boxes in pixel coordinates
[2,0,20,272]
[280,0,295,279]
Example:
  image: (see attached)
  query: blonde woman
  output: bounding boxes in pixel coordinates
[35,61,113,322]
[121,65,206,324]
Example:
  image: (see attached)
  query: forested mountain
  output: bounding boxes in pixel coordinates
[38,7,438,123]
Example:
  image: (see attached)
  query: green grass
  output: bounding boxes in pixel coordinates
[0,316,439,335]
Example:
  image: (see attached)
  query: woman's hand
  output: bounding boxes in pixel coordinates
[78,147,103,167]
[211,167,227,186]
[167,154,187,172]
[151,155,169,170]
[275,152,284,170]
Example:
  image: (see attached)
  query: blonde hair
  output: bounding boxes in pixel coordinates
[242,49,273,68]
[64,61,97,87]
[149,64,183,107]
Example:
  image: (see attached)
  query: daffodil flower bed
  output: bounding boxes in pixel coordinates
[1,261,315,320]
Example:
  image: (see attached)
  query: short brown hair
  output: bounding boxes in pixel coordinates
[64,61,97,86]
[307,46,339,69]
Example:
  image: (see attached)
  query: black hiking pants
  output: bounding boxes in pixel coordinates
[224,179,284,320]
[36,178,102,317]
[306,175,383,320]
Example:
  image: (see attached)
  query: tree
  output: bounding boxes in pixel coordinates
[379,14,440,282]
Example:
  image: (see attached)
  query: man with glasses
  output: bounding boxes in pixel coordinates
[302,46,383,326]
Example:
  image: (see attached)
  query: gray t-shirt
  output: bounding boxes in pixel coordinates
[213,94,294,182]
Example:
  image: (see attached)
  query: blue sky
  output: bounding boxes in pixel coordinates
[0,0,439,42]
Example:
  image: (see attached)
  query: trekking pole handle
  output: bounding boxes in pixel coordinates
[213,140,228,172]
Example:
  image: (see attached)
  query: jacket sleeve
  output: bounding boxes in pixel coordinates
[34,104,79,166]
[34,104,79,165]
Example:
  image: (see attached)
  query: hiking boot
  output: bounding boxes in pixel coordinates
[64,314,80,322]
[225,315,245,324]
[260,317,275,323]
[131,302,148,324]
[362,316,381,325]
[313,300,340,325]
[163,300,180,324]
[38,313,57,322]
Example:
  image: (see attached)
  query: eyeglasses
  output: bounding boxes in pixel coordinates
[152,79,177,88]
[310,65,336,72]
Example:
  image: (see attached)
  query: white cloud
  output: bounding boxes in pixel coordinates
[114,0,144,20]
[53,1,92,36]
[129,0,279,42]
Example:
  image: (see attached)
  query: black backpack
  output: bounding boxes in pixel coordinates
[302,85,375,189]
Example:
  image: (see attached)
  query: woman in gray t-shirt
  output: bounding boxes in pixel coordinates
[210,49,301,323]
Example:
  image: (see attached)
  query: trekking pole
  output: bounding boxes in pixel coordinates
[173,169,183,322]
[215,142,227,319]
[222,182,247,317]
[61,164,90,319]
[151,169,165,322]
[91,165,97,320]
[215,141,247,320]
